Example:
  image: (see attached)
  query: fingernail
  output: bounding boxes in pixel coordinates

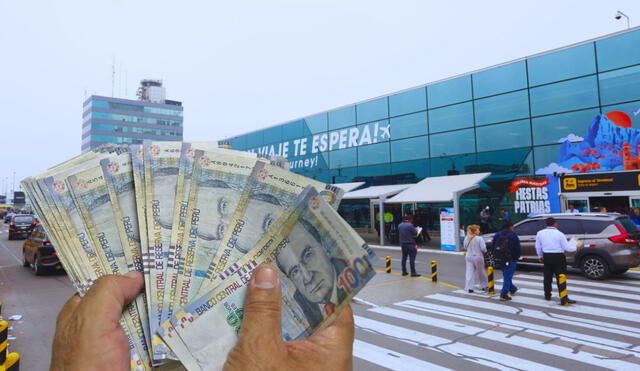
[125,271,140,279]
[253,265,277,289]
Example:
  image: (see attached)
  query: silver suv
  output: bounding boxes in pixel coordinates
[484,213,640,280]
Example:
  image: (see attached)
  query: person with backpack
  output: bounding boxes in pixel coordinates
[463,224,488,293]
[492,221,521,301]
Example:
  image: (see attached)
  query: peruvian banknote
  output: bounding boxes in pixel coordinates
[201,161,343,294]
[162,186,375,371]
[143,141,182,361]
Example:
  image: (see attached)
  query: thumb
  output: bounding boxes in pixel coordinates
[76,271,144,322]
[239,265,282,341]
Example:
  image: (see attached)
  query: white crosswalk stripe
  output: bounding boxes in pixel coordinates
[354,273,640,370]
[353,340,454,371]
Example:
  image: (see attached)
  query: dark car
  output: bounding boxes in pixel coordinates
[483,213,640,280]
[23,224,62,275]
[8,214,37,240]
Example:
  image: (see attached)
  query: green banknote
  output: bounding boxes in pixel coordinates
[143,141,182,361]
[162,186,375,371]
[66,164,152,370]
[201,161,344,294]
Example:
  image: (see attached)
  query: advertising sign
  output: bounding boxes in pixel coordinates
[508,176,560,216]
[13,191,25,205]
[561,170,640,193]
[439,207,456,251]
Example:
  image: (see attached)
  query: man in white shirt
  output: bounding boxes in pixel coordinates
[535,217,577,303]
[566,204,579,214]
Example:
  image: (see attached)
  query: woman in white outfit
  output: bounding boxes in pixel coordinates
[463,224,488,293]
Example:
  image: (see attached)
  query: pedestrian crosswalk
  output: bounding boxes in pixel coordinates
[353,272,640,370]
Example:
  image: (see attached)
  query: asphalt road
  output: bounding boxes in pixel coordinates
[0,224,75,371]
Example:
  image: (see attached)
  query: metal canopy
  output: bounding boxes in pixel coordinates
[342,184,415,200]
[331,182,366,193]
[385,173,491,203]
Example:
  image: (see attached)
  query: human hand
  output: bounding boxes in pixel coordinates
[223,265,354,371]
[50,272,144,371]
[539,257,544,263]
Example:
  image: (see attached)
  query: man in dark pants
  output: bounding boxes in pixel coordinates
[399,215,421,277]
[492,221,521,301]
[535,217,578,303]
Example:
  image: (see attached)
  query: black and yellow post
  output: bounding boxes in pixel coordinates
[1,320,8,365]
[431,260,437,282]
[4,352,20,371]
[558,273,569,306]
[487,266,495,295]
[385,256,391,273]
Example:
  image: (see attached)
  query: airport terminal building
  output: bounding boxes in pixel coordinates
[227,27,640,230]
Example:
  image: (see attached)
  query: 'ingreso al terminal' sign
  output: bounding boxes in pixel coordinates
[246,122,391,170]
[561,170,640,193]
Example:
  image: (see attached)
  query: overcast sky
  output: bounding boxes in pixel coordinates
[1,0,639,195]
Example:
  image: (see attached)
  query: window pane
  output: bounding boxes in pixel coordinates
[356,163,391,177]
[428,102,473,133]
[601,100,640,129]
[328,106,356,130]
[329,148,357,169]
[556,219,583,234]
[229,136,247,150]
[514,220,545,236]
[263,126,281,144]
[474,90,529,126]
[391,136,429,162]
[476,120,531,152]
[390,111,428,139]
[475,148,531,175]
[304,114,328,134]
[389,87,427,116]
[473,61,527,98]
[329,167,357,183]
[599,65,640,105]
[430,128,475,157]
[528,43,596,86]
[430,153,477,176]
[357,97,388,124]
[358,143,390,166]
[281,120,304,140]
[596,29,640,71]
[533,144,562,173]
[246,131,263,148]
[427,75,472,108]
[531,108,599,146]
[357,120,390,144]
[391,159,429,181]
[530,76,599,116]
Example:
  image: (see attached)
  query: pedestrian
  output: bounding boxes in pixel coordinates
[479,206,491,234]
[492,221,521,301]
[535,217,578,303]
[398,215,421,277]
[498,208,510,223]
[463,224,488,293]
[566,204,579,213]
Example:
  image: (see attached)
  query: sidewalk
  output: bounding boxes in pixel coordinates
[358,231,464,255]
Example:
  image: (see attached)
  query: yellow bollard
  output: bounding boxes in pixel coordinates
[431,260,438,282]
[487,266,495,295]
[4,352,20,371]
[0,320,8,365]
[385,256,391,273]
[558,273,569,306]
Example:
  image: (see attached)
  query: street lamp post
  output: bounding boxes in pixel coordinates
[615,10,630,29]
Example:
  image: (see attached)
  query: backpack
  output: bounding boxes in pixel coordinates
[493,232,512,268]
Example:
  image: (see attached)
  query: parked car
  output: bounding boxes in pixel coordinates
[8,214,37,240]
[483,213,640,280]
[23,224,62,275]
[4,212,15,223]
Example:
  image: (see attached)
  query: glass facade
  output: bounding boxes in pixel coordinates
[227,28,640,227]
[82,95,183,151]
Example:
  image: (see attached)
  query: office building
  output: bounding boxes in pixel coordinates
[82,79,183,152]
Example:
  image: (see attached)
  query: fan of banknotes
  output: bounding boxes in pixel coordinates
[22,142,376,371]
